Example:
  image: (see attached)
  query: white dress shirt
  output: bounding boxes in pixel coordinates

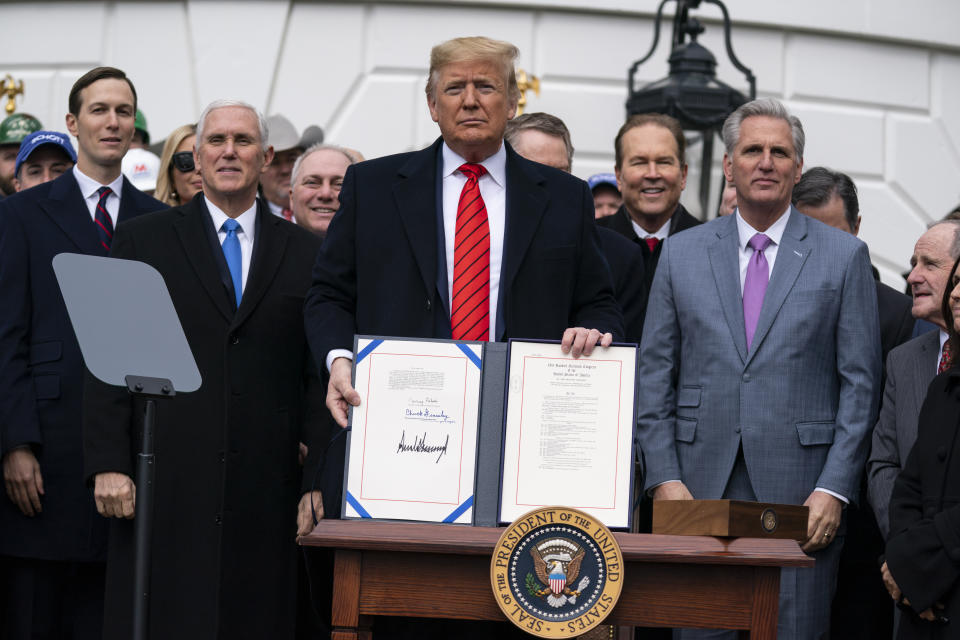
[631,216,670,243]
[73,165,123,225]
[735,206,791,290]
[326,142,509,372]
[440,141,506,338]
[205,195,257,294]
[267,200,285,218]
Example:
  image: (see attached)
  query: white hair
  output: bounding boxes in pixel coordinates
[195,99,269,151]
[290,143,360,185]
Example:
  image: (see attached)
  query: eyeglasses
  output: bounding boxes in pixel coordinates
[171,151,195,173]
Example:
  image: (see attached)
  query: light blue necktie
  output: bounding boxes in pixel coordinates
[221,218,242,307]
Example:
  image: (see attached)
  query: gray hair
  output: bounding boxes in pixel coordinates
[504,112,575,171]
[195,99,269,152]
[927,219,960,260]
[291,143,360,186]
[792,167,859,232]
[721,97,805,159]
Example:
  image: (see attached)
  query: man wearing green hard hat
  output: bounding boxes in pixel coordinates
[0,113,43,198]
[131,108,149,149]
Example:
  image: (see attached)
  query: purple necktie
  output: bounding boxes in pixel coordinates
[743,233,772,350]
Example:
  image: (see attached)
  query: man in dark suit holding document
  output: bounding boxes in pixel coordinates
[304,36,622,639]
[305,35,623,431]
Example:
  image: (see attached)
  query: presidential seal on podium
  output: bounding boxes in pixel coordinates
[491,506,624,638]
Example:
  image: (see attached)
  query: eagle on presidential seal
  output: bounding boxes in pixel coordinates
[526,538,591,608]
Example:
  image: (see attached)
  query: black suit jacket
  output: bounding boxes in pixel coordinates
[887,368,960,638]
[305,138,623,364]
[596,202,701,296]
[0,171,165,561]
[82,196,324,639]
[597,227,647,344]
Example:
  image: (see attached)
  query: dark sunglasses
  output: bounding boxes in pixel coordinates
[171,151,195,173]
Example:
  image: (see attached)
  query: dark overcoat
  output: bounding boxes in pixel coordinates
[887,366,960,639]
[304,138,623,364]
[0,171,164,560]
[82,195,323,639]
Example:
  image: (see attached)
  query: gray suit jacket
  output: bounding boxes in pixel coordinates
[637,209,881,505]
[866,328,940,538]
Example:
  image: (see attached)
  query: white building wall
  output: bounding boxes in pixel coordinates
[2,0,959,286]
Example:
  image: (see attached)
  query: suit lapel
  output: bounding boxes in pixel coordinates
[708,215,747,364]
[746,208,810,367]
[610,206,640,242]
[392,143,440,303]
[38,173,104,255]
[501,148,549,301]
[911,330,939,407]
[117,176,148,223]
[173,199,234,322]
[233,201,287,328]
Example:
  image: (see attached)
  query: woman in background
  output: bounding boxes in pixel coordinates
[883,253,960,638]
[154,124,201,207]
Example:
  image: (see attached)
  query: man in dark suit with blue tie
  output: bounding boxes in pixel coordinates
[0,67,165,640]
[83,99,324,640]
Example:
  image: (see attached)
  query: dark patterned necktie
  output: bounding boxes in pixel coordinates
[94,186,114,251]
[451,163,490,341]
[939,341,953,374]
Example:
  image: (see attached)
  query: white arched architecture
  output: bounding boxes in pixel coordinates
[3,0,959,285]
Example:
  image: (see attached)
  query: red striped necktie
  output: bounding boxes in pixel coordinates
[451,163,490,341]
[94,186,114,252]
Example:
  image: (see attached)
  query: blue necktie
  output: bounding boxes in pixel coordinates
[221,218,242,307]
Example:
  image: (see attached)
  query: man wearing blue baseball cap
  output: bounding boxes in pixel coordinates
[12,130,77,193]
[588,173,621,219]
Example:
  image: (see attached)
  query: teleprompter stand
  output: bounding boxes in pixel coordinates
[125,375,173,640]
[53,253,201,640]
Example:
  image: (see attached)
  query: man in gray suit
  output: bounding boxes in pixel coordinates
[867,220,960,538]
[637,98,881,639]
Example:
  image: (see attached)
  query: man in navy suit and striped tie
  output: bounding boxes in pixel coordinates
[0,66,165,640]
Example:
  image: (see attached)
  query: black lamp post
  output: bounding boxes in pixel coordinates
[627,0,756,216]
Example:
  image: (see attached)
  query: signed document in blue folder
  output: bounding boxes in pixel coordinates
[343,337,482,523]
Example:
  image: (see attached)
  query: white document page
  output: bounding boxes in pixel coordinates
[499,341,636,528]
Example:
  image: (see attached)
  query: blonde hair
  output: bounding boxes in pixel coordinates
[155,123,197,206]
[425,36,521,104]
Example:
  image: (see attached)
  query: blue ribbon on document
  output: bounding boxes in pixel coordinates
[455,343,482,369]
[442,495,474,523]
[345,491,372,518]
[355,339,384,364]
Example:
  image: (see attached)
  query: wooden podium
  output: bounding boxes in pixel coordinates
[299,519,812,639]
